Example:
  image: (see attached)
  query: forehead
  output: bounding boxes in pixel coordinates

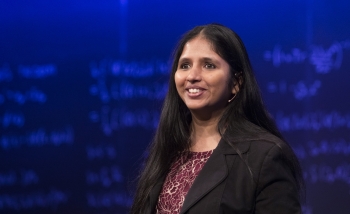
[180,37,218,58]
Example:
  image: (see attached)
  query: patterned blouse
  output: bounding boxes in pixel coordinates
[155,150,213,214]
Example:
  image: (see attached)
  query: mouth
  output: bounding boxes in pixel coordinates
[186,88,205,96]
[188,88,202,94]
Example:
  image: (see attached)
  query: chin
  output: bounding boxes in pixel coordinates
[184,102,206,110]
[187,106,204,111]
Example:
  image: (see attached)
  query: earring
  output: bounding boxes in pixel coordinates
[228,94,236,103]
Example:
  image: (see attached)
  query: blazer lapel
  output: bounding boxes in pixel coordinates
[147,176,166,214]
[180,139,250,214]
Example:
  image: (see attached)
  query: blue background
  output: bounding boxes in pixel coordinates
[1,0,350,213]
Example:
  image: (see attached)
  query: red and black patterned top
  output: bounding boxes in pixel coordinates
[155,150,213,214]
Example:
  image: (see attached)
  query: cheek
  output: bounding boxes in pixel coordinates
[174,73,185,100]
[214,73,232,96]
[174,72,185,87]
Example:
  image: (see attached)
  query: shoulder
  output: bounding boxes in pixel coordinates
[239,131,299,188]
[248,134,290,156]
[230,126,297,177]
[223,120,297,173]
[231,120,294,159]
[229,123,290,156]
[244,132,295,168]
[250,138,301,213]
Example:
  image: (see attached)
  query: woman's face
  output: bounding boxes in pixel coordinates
[175,36,235,115]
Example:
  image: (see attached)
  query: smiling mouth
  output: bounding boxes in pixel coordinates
[188,88,201,93]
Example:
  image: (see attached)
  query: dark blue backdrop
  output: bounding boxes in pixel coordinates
[1,0,350,213]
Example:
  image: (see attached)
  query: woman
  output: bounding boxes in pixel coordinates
[131,23,303,214]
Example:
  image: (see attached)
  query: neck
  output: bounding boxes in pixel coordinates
[189,109,223,152]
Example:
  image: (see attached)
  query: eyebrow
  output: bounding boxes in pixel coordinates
[178,57,219,63]
[178,57,190,63]
[202,57,217,63]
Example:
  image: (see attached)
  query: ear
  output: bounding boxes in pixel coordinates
[231,72,243,94]
[231,82,240,94]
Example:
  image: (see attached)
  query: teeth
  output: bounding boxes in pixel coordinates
[189,88,200,93]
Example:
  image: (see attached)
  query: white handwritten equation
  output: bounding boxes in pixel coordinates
[267,80,322,100]
[0,87,47,105]
[275,111,350,132]
[0,111,25,128]
[89,59,168,135]
[90,80,168,102]
[0,169,39,187]
[90,60,169,78]
[0,64,57,81]
[0,169,69,211]
[86,191,132,208]
[264,39,350,74]
[85,144,130,209]
[86,144,118,160]
[0,189,68,211]
[89,60,169,103]
[89,106,159,135]
[86,165,123,187]
[293,138,350,160]
[0,126,74,150]
[303,163,350,190]
[291,137,350,200]
[0,64,55,105]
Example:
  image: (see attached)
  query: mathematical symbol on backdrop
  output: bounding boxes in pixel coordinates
[267,80,321,100]
[264,40,349,74]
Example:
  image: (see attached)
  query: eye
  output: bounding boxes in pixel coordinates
[179,63,191,69]
[204,63,216,69]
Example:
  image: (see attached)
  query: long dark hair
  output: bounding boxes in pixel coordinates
[130,23,303,213]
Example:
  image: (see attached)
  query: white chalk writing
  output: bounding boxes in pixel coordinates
[264,46,307,66]
[0,189,68,210]
[0,170,39,187]
[267,80,321,100]
[275,111,350,131]
[90,60,169,79]
[304,163,350,186]
[86,166,123,187]
[0,126,74,150]
[4,87,47,105]
[86,144,117,160]
[264,40,350,73]
[18,64,57,79]
[293,139,350,160]
[89,107,159,135]
[89,59,169,103]
[308,140,350,157]
[86,191,132,208]
[90,80,168,102]
[0,112,25,128]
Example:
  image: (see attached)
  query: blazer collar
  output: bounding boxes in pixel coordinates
[148,178,165,214]
[180,138,250,214]
[149,121,266,214]
[147,139,250,214]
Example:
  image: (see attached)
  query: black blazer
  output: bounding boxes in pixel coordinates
[147,125,301,214]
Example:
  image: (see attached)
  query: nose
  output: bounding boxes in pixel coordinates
[186,65,201,83]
